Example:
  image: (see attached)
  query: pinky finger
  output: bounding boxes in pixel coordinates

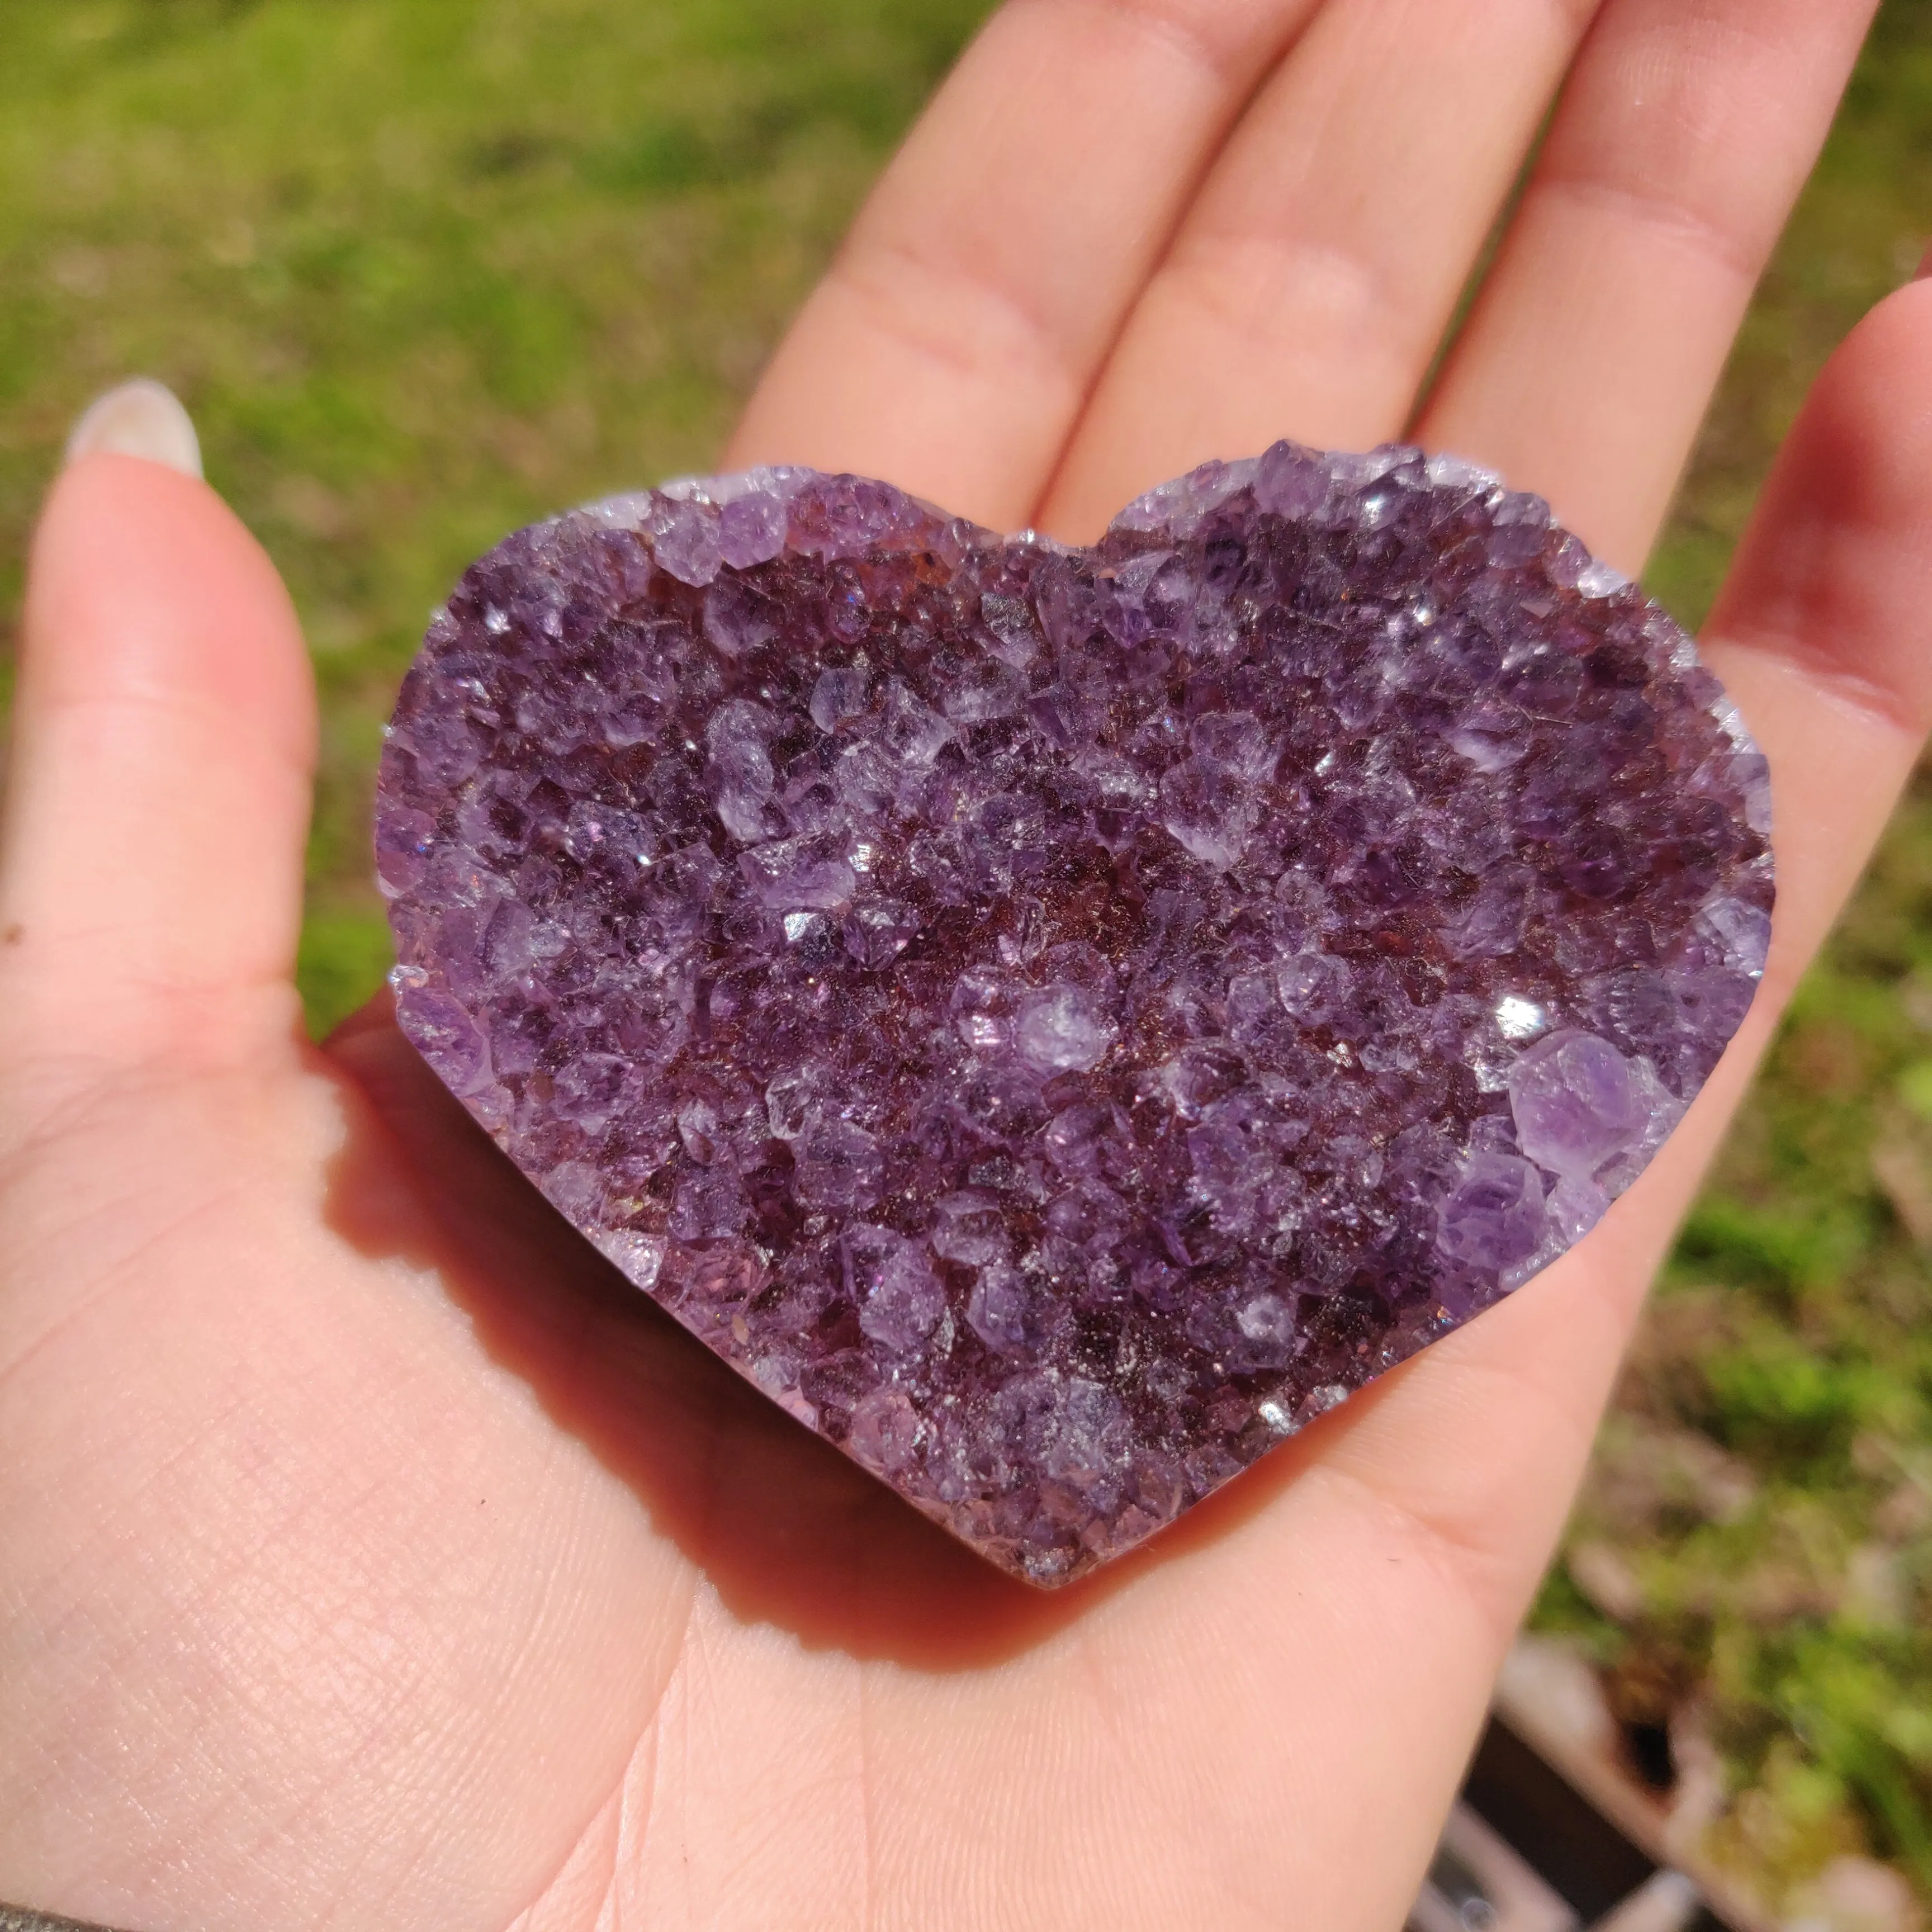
[1699,273,1932,1008]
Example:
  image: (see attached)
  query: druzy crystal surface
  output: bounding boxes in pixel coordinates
[377,443,1772,1586]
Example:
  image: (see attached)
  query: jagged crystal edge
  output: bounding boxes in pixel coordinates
[376,439,1773,1586]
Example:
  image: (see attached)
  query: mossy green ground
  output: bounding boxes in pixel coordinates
[2,0,1930,1909]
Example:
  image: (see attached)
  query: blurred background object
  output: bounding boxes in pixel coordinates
[0,0,1928,1917]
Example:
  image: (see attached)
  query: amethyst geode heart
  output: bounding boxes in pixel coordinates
[376,443,1771,1585]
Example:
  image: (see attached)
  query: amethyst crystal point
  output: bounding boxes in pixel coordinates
[376,444,1773,1586]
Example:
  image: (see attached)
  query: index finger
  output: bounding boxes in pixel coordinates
[723,0,1325,528]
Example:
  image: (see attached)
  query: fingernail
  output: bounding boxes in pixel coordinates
[64,378,203,479]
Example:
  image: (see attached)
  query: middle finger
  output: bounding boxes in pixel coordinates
[1040,0,1602,537]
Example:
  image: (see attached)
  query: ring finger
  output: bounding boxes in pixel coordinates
[1415,0,1878,573]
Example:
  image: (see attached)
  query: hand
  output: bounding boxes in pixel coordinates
[2,3,1924,1927]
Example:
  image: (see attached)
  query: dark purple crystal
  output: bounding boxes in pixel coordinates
[376,444,1772,1586]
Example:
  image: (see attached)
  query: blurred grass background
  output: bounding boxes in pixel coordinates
[1,0,1930,1914]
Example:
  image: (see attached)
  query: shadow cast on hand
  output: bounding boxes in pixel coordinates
[318,1000,1349,1671]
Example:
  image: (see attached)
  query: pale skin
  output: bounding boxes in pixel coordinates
[1,1,1929,1926]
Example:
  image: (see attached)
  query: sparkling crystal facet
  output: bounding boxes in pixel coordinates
[377,445,1773,1586]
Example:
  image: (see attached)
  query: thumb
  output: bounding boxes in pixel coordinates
[0,384,318,1093]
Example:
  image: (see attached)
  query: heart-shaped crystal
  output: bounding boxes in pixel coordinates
[377,444,1771,1586]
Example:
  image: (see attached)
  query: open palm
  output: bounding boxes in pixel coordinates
[4,2,1930,1927]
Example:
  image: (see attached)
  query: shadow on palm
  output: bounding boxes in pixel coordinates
[320,994,1349,1669]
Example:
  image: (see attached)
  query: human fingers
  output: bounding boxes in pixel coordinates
[1119,277,1932,1932]
[600,297,1932,1932]
[724,0,1328,529]
[0,387,316,1107]
[835,283,1932,1932]
[1415,0,1877,574]
[1039,0,1602,537]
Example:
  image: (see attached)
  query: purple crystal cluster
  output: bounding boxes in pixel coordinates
[376,443,1772,1585]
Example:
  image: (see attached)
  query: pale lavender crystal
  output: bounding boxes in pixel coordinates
[376,443,1773,1586]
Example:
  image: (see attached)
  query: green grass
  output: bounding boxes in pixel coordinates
[0,0,986,1032]
[3,0,1932,1910]
[1546,761,1932,1898]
